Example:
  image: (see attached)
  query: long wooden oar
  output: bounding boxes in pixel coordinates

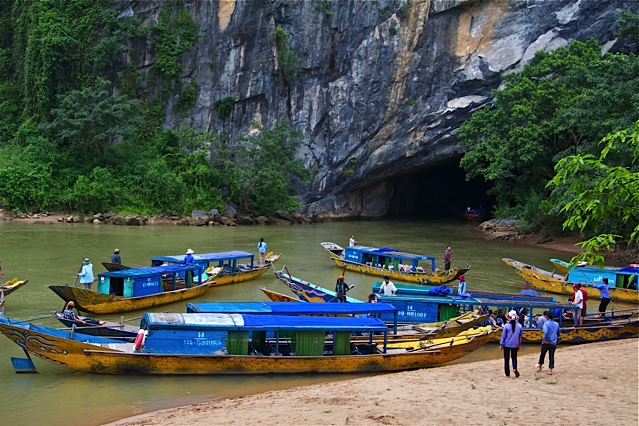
[72,260,84,288]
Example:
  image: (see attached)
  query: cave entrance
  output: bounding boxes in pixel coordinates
[385,157,495,220]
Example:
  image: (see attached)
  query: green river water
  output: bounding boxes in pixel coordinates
[0,219,580,425]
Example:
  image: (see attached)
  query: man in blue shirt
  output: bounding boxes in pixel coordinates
[536,311,560,375]
[111,249,121,264]
[593,278,612,318]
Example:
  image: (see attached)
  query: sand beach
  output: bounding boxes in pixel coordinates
[108,338,638,426]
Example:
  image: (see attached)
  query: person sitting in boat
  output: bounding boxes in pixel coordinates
[517,308,530,327]
[379,275,397,296]
[495,309,506,326]
[368,293,378,303]
[484,310,501,329]
[62,301,106,326]
[335,276,354,303]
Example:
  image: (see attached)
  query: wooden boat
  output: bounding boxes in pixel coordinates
[549,258,639,291]
[102,262,131,272]
[260,287,300,302]
[321,242,469,284]
[49,264,215,315]
[0,313,495,375]
[494,318,639,344]
[151,250,281,286]
[0,278,28,297]
[274,267,365,304]
[502,258,639,303]
[51,311,138,340]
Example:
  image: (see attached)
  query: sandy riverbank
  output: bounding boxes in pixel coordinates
[107,338,638,426]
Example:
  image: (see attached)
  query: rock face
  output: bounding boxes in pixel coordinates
[114,0,638,218]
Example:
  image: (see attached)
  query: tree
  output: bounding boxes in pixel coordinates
[46,78,142,158]
[215,120,311,216]
[459,39,639,225]
[549,120,639,267]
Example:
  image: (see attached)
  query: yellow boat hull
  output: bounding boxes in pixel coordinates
[48,282,213,315]
[330,257,468,284]
[0,321,495,375]
[206,253,281,287]
[0,278,28,296]
[502,258,639,303]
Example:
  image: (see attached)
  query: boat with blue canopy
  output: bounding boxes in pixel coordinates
[321,242,469,284]
[0,313,495,375]
[186,301,399,333]
[151,250,280,286]
[49,264,212,315]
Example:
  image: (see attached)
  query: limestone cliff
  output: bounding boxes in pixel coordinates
[113,0,638,218]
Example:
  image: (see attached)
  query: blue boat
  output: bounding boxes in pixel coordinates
[550,259,639,291]
[151,250,281,286]
[186,301,399,333]
[274,268,362,303]
[49,264,209,314]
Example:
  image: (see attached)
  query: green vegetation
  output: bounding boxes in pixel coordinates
[389,26,398,36]
[0,1,311,217]
[314,0,335,16]
[459,14,639,260]
[274,25,301,82]
[398,3,411,18]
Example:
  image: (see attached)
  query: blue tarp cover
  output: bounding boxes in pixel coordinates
[98,264,202,278]
[187,301,397,315]
[428,285,451,296]
[152,251,254,263]
[143,313,388,332]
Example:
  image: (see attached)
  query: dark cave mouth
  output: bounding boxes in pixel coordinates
[385,159,495,220]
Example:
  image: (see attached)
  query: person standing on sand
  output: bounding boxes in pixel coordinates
[444,245,452,271]
[536,310,560,375]
[500,310,523,378]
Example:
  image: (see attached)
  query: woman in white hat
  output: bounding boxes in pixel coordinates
[499,310,523,378]
[184,249,195,265]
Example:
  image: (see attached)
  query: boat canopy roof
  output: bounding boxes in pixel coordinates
[377,293,575,310]
[186,301,397,315]
[142,313,388,332]
[151,251,254,263]
[98,264,202,278]
[349,246,434,262]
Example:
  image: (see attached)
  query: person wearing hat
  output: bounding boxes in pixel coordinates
[62,301,106,326]
[111,248,121,264]
[499,309,523,378]
[457,275,467,296]
[572,283,584,326]
[184,249,195,265]
[78,258,94,290]
[379,275,397,296]
[335,275,354,302]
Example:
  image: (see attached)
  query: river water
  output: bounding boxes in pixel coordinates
[0,219,579,425]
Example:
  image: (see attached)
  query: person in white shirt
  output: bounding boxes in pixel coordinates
[572,284,584,326]
[379,275,397,295]
[349,235,356,246]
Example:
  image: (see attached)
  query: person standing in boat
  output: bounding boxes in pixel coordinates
[184,248,195,265]
[500,310,523,378]
[111,248,121,264]
[457,275,467,296]
[536,310,560,376]
[593,278,611,318]
[257,238,267,265]
[572,284,584,326]
[349,235,356,246]
[335,275,354,302]
[78,258,94,290]
[444,245,452,271]
[379,275,397,295]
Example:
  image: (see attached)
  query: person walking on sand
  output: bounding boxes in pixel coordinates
[111,249,121,264]
[536,310,560,375]
[78,258,94,291]
[444,245,452,271]
[257,238,267,265]
[593,278,611,318]
[500,310,523,378]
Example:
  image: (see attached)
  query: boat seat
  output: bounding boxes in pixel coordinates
[416,266,424,272]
